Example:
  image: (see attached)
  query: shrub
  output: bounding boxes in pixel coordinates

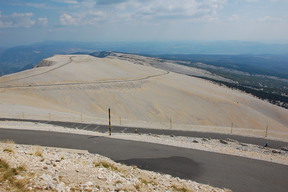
[34,146,43,157]
[3,148,14,153]
[93,160,121,172]
[0,139,15,144]
[171,184,193,192]
[0,159,28,191]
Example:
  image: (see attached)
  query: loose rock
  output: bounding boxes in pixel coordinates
[272,150,281,154]
[220,140,228,144]
[281,147,288,152]
[226,138,237,143]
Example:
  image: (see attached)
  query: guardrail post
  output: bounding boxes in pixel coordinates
[265,126,268,137]
[108,108,112,136]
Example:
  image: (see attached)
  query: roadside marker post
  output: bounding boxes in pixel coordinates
[109,108,112,136]
[265,126,268,138]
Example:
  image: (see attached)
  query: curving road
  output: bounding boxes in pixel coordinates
[0,128,287,192]
[1,118,287,149]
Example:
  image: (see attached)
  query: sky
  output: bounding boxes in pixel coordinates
[0,0,288,47]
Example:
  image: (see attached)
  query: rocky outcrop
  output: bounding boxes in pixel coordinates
[34,59,56,68]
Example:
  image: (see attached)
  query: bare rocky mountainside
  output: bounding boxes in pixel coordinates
[0,52,288,191]
[0,52,287,137]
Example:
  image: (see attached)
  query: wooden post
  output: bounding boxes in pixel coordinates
[108,108,111,136]
[81,113,83,122]
[230,122,233,134]
[170,118,172,129]
[119,116,121,125]
[265,126,268,138]
[76,170,79,184]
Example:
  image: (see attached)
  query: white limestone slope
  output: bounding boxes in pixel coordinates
[0,54,287,135]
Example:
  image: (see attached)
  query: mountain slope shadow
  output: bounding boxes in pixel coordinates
[118,156,202,179]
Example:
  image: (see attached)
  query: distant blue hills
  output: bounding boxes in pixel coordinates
[1,40,288,76]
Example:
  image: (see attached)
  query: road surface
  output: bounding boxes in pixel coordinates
[0,128,287,192]
[1,118,287,149]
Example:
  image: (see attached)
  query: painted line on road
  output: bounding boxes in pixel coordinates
[82,124,91,130]
[121,128,127,133]
[93,126,100,131]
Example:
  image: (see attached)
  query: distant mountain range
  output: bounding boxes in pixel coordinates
[1,40,288,76]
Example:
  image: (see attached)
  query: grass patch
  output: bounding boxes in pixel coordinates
[16,165,26,172]
[1,140,15,154]
[139,178,157,186]
[0,139,15,144]
[0,159,28,191]
[135,183,141,190]
[0,159,9,171]
[3,148,14,153]
[93,160,121,172]
[171,184,193,192]
[34,146,43,157]
[115,180,122,184]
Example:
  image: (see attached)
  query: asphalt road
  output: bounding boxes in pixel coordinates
[1,117,288,149]
[0,128,287,192]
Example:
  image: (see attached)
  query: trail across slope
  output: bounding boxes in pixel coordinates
[0,56,75,84]
[0,55,170,89]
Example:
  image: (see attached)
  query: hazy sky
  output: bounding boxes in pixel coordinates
[1,0,288,47]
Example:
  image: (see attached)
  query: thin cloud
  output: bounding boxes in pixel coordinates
[1,0,288,44]
[257,16,284,22]
[0,12,47,28]
[228,14,240,21]
[59,13,78,25]
[37,17,49,26]
[52,0,80,4]
[58,0,227,26]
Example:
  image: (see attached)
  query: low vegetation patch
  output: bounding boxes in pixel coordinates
[3,148,14,153]
[139,177,158,186]
[34,146,43,157]
[0,140,15,144]
[93,160,121,172]
[0,159,28,191]
[171,184,193,192]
